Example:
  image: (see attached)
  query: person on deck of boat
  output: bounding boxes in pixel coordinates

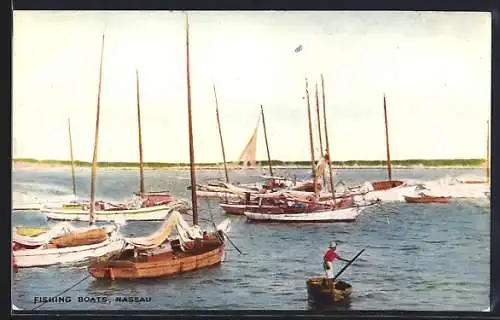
[323,241,349,279]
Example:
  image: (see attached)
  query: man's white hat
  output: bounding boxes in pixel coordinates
[329,241,337,248]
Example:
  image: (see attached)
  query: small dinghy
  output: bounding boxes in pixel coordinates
[307,248,364,305]
[306,278,352,304]
[404,193,451,204]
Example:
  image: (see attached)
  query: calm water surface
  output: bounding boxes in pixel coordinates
[11,167,490,311]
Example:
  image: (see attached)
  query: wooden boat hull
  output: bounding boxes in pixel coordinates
[404,195,451,204]
[88,242,225,280]
[13,238,126,268]
[42,204,175,221]
[220,203,247,215]
[306,278,352,304]
[371,180,405,191]
[196,191,243,200]
[219,203,277,215]
[243,206,364,223]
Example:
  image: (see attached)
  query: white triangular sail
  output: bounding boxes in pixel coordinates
[237,115,260,168]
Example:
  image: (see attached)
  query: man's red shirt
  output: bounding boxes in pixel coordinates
[324,248,338,262]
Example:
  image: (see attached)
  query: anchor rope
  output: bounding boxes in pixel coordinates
[31,273,92,310]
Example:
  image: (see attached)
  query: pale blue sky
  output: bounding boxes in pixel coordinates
[12,11,491,163]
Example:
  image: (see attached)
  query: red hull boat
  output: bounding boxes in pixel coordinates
[404,193,451,204]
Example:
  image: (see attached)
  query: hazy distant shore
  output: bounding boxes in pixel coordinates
[12,158,486,172]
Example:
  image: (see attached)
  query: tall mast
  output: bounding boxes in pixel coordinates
[67,118,77,197]
[314,83,324,157]
[185,14,198,225]
[213,84,229,183]
[383,94,392,182]
[136,69,145,195]
[315,82,326,189]
[305,78,317,196]
[321,74,336,204]
[486,120,490,183]
[261,105,273,177]
[89,33,105,226]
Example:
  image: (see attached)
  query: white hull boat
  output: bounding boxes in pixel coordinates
[12,224,128,268]
[14,237,127,268]
[41,200,190,222]
[243,206,365,222]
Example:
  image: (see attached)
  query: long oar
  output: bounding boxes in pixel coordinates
[333,248,365,281]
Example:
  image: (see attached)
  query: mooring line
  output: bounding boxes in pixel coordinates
[32,273,92,310]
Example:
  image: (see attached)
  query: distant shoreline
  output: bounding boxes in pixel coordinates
[12,158,486,172]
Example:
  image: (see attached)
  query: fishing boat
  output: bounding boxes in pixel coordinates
[307,248,364,305]
[306,278,352,304]
[193,104,263,199]
[42,199,189,222]
[12,223,126,268]
[41,68,178,222]
[87,15,232,280]
[351,95,417,202]
[195,101,304,199]
[87,211,230,280]
[404,193,451,204]
[242,78,371,223]
[12,34,127,268]
[220,188,368,216]
[243,204,365,222]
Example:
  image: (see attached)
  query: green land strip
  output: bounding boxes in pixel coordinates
[12,158,486,170]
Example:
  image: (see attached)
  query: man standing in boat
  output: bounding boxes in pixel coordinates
[323,241,349,286]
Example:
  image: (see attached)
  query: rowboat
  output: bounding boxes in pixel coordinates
[12,223,126,268]
[306,278,352,304]
[41,197,188,222]
[404,193,451,204]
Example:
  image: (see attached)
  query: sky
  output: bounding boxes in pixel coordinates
[12,11,491,163]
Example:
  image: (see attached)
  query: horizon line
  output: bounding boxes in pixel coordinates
[12,157,486,165]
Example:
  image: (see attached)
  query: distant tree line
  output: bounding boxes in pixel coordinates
[13,158,486,168]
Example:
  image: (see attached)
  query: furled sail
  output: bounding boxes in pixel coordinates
[237,115,261,168]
